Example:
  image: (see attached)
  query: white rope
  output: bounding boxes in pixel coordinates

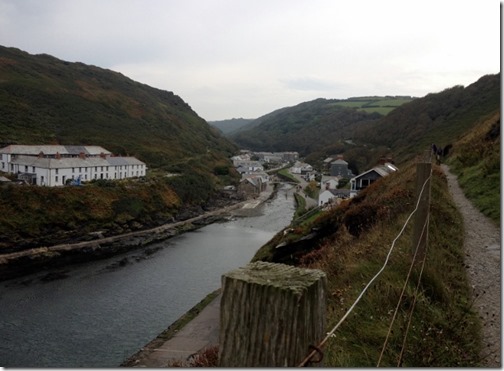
[298,164,433,367]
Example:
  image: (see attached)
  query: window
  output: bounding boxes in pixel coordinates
[72,168,75,173]
[56,169,59,175]
[32,166,35,172]
[55,176,59,183]
[24,166,28,172]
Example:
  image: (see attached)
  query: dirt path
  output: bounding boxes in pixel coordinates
[441,165,501,367]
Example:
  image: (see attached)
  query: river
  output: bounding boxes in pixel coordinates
[0,184,296,368]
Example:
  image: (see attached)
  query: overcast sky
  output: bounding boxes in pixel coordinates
[0,0,500,121]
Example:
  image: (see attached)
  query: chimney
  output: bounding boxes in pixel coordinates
[336,154,344,160]
[100,152,106,159]
[38,151,44,158]
[55,152,61,160]
[79,152,86,159]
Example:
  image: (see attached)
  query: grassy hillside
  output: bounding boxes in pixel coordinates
[0,46,238,172]
[253,161,482,366]
[0,45,242,251]
[208,118,254,135]
[330,95,414,115]
[356,74,501,165]
[446,110,500,225]
[230,98,384,155]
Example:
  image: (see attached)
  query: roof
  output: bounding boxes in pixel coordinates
[351,162,398,181]
[0,145,112,156]
[10,155,144,169]
[328,189,351,197]
[331,159,348,165]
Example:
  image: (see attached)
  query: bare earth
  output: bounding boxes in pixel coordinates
[441,165,501,367]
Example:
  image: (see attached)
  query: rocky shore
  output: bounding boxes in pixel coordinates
[0,186,277,282]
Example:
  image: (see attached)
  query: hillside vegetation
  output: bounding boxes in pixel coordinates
[355,74,500,165]
[0,46,238,171]
[248,74,500,366]
[230,98,384,157]
[0,45,241,251]
[229,74,499,175]
[253,161,482,366]
[330,95,414,115]
[208,118,254,135]
[446,110,500,224]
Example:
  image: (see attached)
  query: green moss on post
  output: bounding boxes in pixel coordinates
[219,261,326,367]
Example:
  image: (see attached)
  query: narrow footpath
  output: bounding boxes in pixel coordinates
[441,165,501,367]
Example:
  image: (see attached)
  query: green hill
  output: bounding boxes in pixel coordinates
[0,46,238,171]
[229,98,385,154]
[0,46,241,252]
[356,74,501,165]
[208,118,255,135]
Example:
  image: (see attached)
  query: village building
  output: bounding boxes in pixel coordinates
[318,188,351,206]
[329,158,354,178]
[0,145,146,186]
[254,151,299,163]
[235,161,264,175]
[320,175,340,190]
[237,172,269,197]
[290,161,313,175]
[349,162,398,197]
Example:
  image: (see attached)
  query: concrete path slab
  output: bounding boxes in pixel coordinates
[134,294,221,367]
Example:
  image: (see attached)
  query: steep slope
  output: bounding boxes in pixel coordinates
[0,46,238,170]
[356,74,501,164]
[230,98,383,154]
[446,110,500,223]
[0,46,242,255]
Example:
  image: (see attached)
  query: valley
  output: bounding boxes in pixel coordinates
[0,44,500,367]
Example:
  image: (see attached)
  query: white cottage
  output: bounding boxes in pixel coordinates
[0,145,146,186]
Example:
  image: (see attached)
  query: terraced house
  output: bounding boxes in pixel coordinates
[0,145,146,186]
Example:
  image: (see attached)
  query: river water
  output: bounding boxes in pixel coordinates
[0,184,296,368]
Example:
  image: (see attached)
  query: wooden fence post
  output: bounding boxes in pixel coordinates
[219,261,327,367]
[412,156,432,263]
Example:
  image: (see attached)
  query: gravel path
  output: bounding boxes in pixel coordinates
[441,165,501,367]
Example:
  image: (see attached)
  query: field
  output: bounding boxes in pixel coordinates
[330,96,415,115]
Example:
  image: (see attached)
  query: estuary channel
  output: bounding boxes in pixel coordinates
[0,184,296,367]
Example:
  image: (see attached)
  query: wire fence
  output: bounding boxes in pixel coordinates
[298,156,433,367]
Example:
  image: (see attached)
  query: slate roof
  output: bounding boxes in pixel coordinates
[10,155,144,169]
[0,145,111,156]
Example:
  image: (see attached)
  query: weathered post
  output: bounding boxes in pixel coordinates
[412,152,432,263]
[219,261,326,367]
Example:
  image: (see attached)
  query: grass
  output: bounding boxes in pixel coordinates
[276,168,300,183]
[330,96,414,115]
[446,110,500,226]
[255,161,482,366]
